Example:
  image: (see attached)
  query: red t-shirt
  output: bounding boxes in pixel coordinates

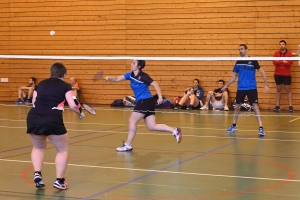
[272,50,293,76]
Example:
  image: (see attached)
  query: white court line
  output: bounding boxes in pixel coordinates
[289,117,300,122]
[0,158,298,183]
[0,125,300,143]
[0,119,300,134]
[1,103,299,118]
[0,118,145,127]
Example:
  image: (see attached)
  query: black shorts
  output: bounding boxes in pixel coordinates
[192,101,201,109]
[274,75,291,85]
[236,89,258,105]
[26,110,67,136]
[133,97,155,119]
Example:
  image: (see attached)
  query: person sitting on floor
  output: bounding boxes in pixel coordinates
[15,77,36,104]
[174,79,204,110]
[200,79,229,111]
[69,77,80,99]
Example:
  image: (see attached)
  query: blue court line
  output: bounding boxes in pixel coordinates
[0,126,124,155]
[82,138,243,200]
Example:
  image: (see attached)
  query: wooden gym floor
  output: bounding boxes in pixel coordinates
[0,103,299,200]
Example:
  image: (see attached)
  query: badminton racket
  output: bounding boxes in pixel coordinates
[93,71,104,82]
[82,103,97,115]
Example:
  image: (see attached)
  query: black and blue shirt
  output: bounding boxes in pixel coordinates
[233,60,260,90]
[124,71,153,102]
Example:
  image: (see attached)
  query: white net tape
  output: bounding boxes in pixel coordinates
[0,55,299,61]
[1,55,299,118]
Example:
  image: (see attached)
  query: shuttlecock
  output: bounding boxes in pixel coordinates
[50,30,55,36]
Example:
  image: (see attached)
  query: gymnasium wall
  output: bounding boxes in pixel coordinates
[0,0,300,110]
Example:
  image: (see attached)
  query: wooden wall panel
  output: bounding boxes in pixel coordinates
[0,1,10,54]
[0,0,300,110]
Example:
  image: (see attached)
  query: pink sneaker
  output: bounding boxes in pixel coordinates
[173,127,182,143]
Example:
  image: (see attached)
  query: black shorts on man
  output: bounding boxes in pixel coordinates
[235,89,258,105]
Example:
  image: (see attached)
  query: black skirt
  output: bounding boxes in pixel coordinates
[26,109,67,136]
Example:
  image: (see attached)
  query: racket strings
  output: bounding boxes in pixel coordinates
[82,104,97,115]
[93,71,103,82]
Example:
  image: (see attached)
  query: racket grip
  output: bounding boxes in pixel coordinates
[73,96,82,113]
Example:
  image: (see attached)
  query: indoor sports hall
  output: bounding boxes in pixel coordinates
[1,0,300,200]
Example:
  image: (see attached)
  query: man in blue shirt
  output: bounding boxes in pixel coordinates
[103,60,182,151]
[222,44,269,136]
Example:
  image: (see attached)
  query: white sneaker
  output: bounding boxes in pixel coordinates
[200,105,208,110]
[116,142,133,152]
[53,179,68,190]
[224,106,229,111]
[34,173,45,188]
[173,127,182,143]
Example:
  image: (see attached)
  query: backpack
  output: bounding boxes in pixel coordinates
[173,96,182,107]
[156,99,173,108]
[232,99,253,111]
[123,96,136,107]
[111,99,124,107]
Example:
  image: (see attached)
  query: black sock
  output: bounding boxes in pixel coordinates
[57,178,65,184]
[232,124,236,127]
[259,126,263,129]
[34,171,41,175]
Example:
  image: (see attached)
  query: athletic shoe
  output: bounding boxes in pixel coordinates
[226,125,237,133]
[53,179,68,190]
[116,142,133,152]
[186,106,193,110]
[289,106,294,113]
[34,172,45,188]
[174,103,182,110]
[200,105,208,110]
[224,106,229,111]
[25,99,30,105]
[273,106,280,112]
[15,99,22,104]
[258,127,265,136]
[173,127,182,143]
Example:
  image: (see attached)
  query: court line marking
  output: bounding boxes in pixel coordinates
[289,117,300,122]
[1,103,299,118]
[0,125,300,143]
[0,122,299,134]
[0,104,297,198]
[82,117,298,199]
[1,158,299,183]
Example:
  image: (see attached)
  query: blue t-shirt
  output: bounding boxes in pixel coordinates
[185,86,204,100]
[233,60,260,90]
[124,71,153,103]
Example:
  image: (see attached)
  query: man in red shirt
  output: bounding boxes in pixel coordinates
[272,40,294,112]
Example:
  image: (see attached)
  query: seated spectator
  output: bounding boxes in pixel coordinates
[174,79,204,110]
[200,79,229,111]
[69,77,80,99]
[15,77,36,104]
